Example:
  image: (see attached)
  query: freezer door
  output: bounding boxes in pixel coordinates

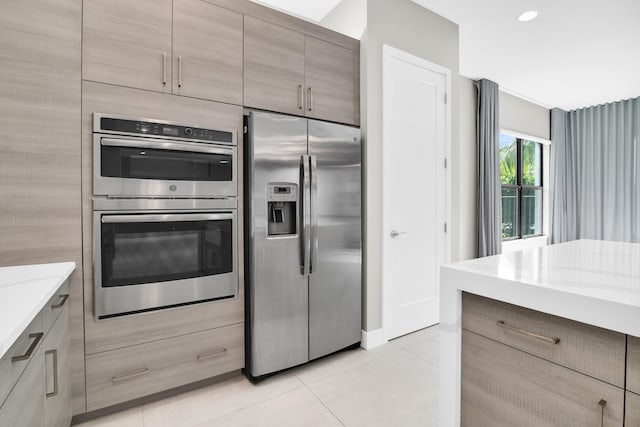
[247,111,309,376]
[308,120,362,360]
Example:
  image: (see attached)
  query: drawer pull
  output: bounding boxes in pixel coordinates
[112,368,150,384]
[51,294,69,309]
[197,348,227,362]
[496,320,560,345]
[11,332,44,363]
[599,399,607,427]
[46,349,59,398]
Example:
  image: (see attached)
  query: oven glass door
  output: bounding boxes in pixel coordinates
[100,213,233,288]
[100,138,232,182]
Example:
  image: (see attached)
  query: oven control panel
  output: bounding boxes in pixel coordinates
[98,116,234,144]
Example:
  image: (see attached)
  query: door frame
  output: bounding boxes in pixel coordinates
[380,44,452,340]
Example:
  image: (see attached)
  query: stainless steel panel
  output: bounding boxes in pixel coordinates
[308,119,361,360]
[93,208,238,319]
[92,197,237,211]
[247,111,309,377]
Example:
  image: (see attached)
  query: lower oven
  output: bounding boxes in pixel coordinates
[93,199,237,320]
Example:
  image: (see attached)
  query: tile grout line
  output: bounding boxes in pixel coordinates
[304,382,347,427]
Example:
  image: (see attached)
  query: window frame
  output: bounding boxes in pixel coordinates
[500,136,544,241]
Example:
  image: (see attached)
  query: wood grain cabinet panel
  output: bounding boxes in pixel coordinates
[243,15,306,116]
[85,323,244,411]
[461,330,624,427]
[43,306,72,427]
[628,336,640,394]
[173,0,243,104]
[462,292,626,387]
[0,344,45,427]
[627,391,640,427]
[304,36,355,125]
[82,0,173,93]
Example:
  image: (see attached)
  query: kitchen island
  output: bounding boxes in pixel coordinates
[439,239,640,426]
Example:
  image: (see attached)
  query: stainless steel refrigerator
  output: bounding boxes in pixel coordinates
[244,110,361,379]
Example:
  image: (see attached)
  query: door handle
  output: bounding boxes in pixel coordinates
[300,155,311,276]
[309,155,318,274]
[390,230,407,238]
[178,56,183,88]
[598,399,607,427]
[298,85,303,110]
[162,52,167,86]
[51,294,69,309]
[308,87,313,111]
[45,349,59,398]
[12,332,44,363]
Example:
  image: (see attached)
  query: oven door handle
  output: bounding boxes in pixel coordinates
[100,138,233,155]
[101,213,234,224]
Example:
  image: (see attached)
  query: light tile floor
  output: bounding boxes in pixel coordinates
[77,325,439,427]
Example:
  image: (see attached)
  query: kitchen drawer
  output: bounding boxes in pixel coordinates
[462,330,624,427]
[0,313,43,408]
[462,292,625,387]
[627,336,640,394]
[86,322,243,411]
[627,391,640,426]
[41,279,70,335]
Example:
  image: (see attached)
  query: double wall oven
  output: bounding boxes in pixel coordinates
[92,114,238,320]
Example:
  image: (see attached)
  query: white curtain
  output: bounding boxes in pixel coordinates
[550,98,640,243]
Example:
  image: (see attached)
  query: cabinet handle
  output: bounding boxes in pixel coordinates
[112,368,150,384]
[495,320,560,345]
[598,399,607,427]
[45,349,59,398]
[298,85,303,110]
[162,52,167,86]
[51,294,69,309]
[178,56,183,88]
[308,86,313,111]
[11,332,44,363]
[197,348,227,362]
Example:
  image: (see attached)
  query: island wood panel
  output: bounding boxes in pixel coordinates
[172,0,243,104]
[43,305,72,427]
[201,0,359,51]
[81,81,245,355]
[0,0,84,414]
[627,391,640,426]
[85,323,243,411]
[83,0,172,93]
[304,36,355,125]
[243,16,306,116]
[462,292,626,387]
[628,336,640,394]
[462,330,624,427]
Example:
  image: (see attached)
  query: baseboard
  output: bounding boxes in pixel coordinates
[360,328,388,350]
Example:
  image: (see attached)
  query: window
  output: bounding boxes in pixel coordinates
[500,133,543,240]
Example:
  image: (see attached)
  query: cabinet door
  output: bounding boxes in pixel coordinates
[461,330,624,427]
[305,36,355,125]
[43,306,71,427]
[627,392,640,427]
[0,347,44,427]
[83,0,172,93]
[173,0,243,104]
[244,16,305,116]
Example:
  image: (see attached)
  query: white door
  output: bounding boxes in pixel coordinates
[382,45,449,340]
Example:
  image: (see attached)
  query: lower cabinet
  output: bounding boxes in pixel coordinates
[85,322,243,411]
[462,330,624,426]
[627,392,640,426]
[0,304,70,427]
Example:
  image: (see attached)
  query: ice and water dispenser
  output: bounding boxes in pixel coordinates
[267,183,297,236]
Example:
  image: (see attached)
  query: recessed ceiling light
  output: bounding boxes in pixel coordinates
[518,10,539,22]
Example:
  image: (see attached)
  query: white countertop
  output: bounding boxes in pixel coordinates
[438,239,640,426]
[0,262,75,360]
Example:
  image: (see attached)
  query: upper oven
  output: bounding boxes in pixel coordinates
[93,113,237,198]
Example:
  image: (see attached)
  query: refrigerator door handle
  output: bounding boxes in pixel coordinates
[310,155,318,274]
[300,155,311,276]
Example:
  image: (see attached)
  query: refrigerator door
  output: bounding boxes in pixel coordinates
[308,120,362,360]
[247,111,309,377]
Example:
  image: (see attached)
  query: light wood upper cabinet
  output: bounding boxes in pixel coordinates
[83,0,243,104]
[83,0,173,93]
[304,36,355,124]
[628,336,640,395]
[173,0,243,104]
[243,16,306,116]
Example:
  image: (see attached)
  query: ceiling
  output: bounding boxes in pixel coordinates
[411,0,640,110]
[253,0,640,111]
